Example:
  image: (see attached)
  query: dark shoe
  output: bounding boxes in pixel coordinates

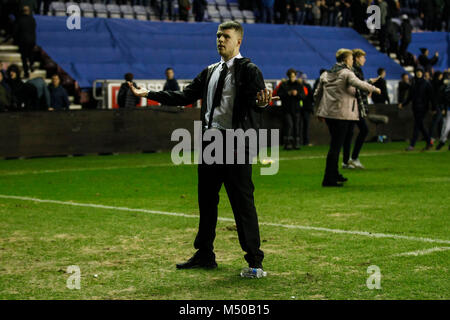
[436,141,445,150]
[176,253,217,270]
[322,181,343,187]
[422,144,432,151]
[337,174,348,183]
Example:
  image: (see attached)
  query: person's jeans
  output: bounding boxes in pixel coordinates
[160,0,174,20]
[429,107,444,140]
[410,109,431,147]
[440,110,450,143]
[261,6,273,24]
[324,118,350,183]
[296,10,306,25]
[343,117,369,164]
[283,112,301,145]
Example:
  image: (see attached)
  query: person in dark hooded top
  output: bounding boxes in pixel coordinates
[418,48,439,74]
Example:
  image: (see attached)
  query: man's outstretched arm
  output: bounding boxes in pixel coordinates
[128,68,207,106]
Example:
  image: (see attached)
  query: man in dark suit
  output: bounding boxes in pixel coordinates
[129,21,278,275]
[13,6,36,79]
[372,68,390,104]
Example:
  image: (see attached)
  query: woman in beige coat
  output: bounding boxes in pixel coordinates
[314,48,381,187]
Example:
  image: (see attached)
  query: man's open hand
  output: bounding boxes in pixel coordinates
[256,88,280,107]
[128,81,149,97]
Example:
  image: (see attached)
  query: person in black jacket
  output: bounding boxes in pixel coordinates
[399,68,434,151]
[372,68,390,104]
[13,6,36,79]
[399,15,412,66]
[5,64,24,110]
[128,21,277,275]
[397,73,410,104]
[193,0,207,22]
[418,48,439,74]
[419,0,434,30]
[117,73,140,108]
[278,69,305,149]
[163,67,180,91]
[0,71,12,111]
[48,74,69,110]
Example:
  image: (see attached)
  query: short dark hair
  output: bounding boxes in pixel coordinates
[377,68,385,75]
[401,73,409,78]
[165,67,173,73]
[218,20,244,38]
[124,73,133,82]
[286,68,297,77]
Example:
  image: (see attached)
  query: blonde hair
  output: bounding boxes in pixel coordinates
[336,48,353,63]
[352,49,366,58]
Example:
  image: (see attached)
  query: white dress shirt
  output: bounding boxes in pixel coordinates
[205,52,243,130]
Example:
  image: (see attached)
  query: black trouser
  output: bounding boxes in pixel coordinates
[429,107,443,139]
[343,117,368,164]
[19,43,34,76]
[283,111,300,145]
[195,131,264,268]
[300,109,311,145]
[410,109,431,147]
[399,39,410,63]
[323,118,350,183]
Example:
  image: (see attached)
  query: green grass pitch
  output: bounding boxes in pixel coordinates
[0,142,448,299]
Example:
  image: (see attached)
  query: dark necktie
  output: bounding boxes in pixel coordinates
[208,63,228,129]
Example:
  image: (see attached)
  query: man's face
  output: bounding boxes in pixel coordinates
[356,55,366,66]
[52,76,60,86]
[288,73,297,82]
[416,70,423,78]
[166,69,174,80]
[380,71,386,78]
[402,75,409,83]
[345,54,353,68]
[216,28,241,59]
[9,71,16,79]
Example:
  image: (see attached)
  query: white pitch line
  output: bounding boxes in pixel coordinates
[0,194,449,245]
[0,151,407,176]
[393,247,450,257]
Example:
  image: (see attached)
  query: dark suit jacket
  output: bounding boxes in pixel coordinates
[147,57,267,131]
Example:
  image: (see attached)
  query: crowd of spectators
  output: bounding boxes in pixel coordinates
[2,0,450,33]
[0,62,70,111]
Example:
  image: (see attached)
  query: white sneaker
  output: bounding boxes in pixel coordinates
[342,162,355,169]
[350,158,365,169]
